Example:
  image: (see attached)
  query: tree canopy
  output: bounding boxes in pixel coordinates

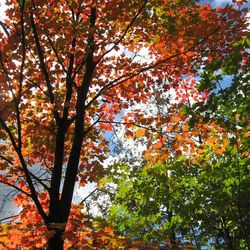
[0,0,249,249]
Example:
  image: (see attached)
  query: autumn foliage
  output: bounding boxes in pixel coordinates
[0,0,249,249]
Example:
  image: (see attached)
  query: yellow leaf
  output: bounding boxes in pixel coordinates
[153,34,160,43]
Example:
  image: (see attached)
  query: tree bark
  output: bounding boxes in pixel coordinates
[47,230,64,250]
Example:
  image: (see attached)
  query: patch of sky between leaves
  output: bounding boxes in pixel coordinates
[201,0,250,8]
[0,2,7,21]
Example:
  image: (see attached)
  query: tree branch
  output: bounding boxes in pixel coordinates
[98,119,207,136]
[60,5,97,222]
[96,0,149,64]
[83,113,104,135]
[27,170,50,192]
[16,1,26,149]
[49,36,77,218]
[86,28,219,109]
[0,49,23,149]
[0,180,31,197]
[0,213,21,223]
[0,154,13,165]
[78,188,114,206]
[46,34,67,73]
[0,115,48,222]
[0,148,50,192]
[29,11,60,125]
[0,20,10,37]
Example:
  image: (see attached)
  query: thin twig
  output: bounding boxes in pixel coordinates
[0,180,31,197]
[0,213,21,223]
[83,113,104,135]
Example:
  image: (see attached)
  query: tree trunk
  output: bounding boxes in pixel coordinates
[47,230,64,250]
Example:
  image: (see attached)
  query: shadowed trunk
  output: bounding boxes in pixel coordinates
[47,229,64,250]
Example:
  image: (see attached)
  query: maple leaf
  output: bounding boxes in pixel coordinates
[0,0,247,249]
[135,128,145,137]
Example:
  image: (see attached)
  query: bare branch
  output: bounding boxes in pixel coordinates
[78,188,98,206]
[23,76,50,97]
[0,149,49,192]
[0,49,23,149]
[27,170,50,192]
[78,188,114,206]
[62,37,76,123]
[0,53,17,102]
[0,213,21,223]
[0,180,31,197]
[98,119,206,137]
[0,20,10,37]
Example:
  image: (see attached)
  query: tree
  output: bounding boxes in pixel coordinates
[0,0,248,249]
[101,38,250,249]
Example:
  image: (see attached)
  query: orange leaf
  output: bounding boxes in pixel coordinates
[166,124,174,132]
[171,116,180,123]
[136,128,145,137]
[154,140,163,149]
[105,124,113,131]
